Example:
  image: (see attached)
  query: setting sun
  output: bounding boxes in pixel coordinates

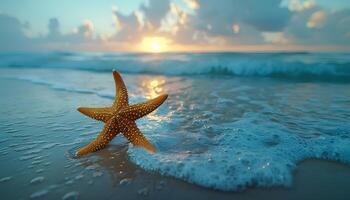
[151,42,161,52]
[139,37,170,53]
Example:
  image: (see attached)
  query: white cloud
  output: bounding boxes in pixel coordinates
[262,32,289,44]
[283,0,315,12]
[134,10,145,30]
[192,30,226,45]
[160,3,188,35]
[72,20,94,38]
[232,24,240,34]
[307,10,326,28]
[112,11,122,32]
[185,0,200,10]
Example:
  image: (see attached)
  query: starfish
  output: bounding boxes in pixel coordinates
[75,70,168,157]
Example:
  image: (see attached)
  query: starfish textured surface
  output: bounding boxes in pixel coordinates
[76,70,168,157]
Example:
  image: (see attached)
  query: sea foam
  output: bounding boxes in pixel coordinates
[128,111,350,191]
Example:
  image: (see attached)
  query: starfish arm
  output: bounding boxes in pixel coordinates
[76,117,119,157]
[77,107,113,123]
[121,119,156,153]
[112,70,129,110]
[120,94,168,120]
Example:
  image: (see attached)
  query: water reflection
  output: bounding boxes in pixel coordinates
[139,78,172,121]
[141,79,166,99]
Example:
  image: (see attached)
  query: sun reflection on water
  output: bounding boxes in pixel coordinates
[142,79,166,99]
[140,78,169,121]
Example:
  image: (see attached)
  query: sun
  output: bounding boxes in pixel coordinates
[151,41,161,52]
[139,37,170,53]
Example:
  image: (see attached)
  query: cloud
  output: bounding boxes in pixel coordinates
[232,24,240,34]
[140,0,170,27]
[170,0,291,46]
[282,0,315,12]
[262,32,290,44]
[48,18,95,43]
[0,0,349,52]
[48,18,60,39]
[286,8,350,45]
[110,1,191,45]
[0,14,100,51]
[73,20,94,38]
[193,0,292,36]
[307,10,326,28]
[111,8,147,42]
[0,13,36,51]
[160,3,188,35]
[110,0,177,43]
[185,0,200,10]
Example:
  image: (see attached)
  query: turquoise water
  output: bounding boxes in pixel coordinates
[0,52,350,198]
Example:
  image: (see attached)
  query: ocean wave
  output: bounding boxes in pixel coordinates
[1,52,350,81]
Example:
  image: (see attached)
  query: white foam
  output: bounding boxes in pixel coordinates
[128,111,350,191]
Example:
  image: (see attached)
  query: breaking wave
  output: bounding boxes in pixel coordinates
[1,51,350,81]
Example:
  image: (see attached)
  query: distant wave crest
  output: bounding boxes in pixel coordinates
[1,51,350,81]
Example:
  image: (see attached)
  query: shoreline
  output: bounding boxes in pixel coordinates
[1,77,350,200]
[95,144,350,200]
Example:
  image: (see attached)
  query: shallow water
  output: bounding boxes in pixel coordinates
[0,52,350,197]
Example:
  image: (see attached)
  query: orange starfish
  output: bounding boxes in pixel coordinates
[75,70,168,157]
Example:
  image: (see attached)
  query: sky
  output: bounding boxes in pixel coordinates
[0,0,350,52]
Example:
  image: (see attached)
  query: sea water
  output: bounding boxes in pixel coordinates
[0,52,349,195]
